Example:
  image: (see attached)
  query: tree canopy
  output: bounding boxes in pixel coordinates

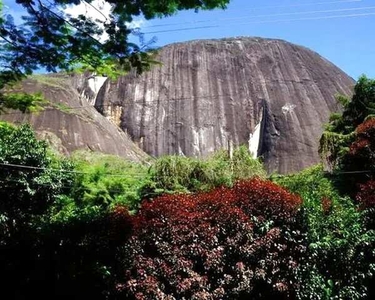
[0,0,230,85]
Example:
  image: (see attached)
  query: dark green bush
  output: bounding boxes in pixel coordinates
[273,165,375,299]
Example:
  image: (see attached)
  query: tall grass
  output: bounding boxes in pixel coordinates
[144,145,266,196]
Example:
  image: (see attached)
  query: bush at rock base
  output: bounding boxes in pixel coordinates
[118,178,304,300]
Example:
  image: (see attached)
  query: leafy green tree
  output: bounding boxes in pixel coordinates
[0,123,135,300]
[0,0,230,80]
[0,122,74,228]
[0,122,78,299]
[329,76,375,134]
[320,76,375,171]
[0,0,230,112]
[273,166,375,300]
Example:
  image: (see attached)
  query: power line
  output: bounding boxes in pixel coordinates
[143,1,368,29]
[0,162,147,178]
[227,0,363,11]
[62,0,364,30]
[144,10,375,35]
[1,159,375,177]
[0,178,158,195]
[329,170,375,175]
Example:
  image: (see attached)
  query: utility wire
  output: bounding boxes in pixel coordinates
[226,0,363,11]
[0,178,158,195]
[329,170,375,175]
[78,0,363,30]
[1,160,375,178]
[0,162,147,178]
[144,10,375,34]
[143,2,369,29]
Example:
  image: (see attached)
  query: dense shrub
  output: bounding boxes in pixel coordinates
[18,204,133,300]
[119,178,304,299]
[356,180,375,210]
[345,118,375,174]
[71,151,151,211]
[142,145,266,197]
[0,123,74,221]
[329,118,375,196]
[0,124,137,300]
[319,76,375,172]
[274,166,375,299]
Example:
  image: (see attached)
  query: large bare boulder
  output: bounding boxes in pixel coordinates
[95,37,354,173]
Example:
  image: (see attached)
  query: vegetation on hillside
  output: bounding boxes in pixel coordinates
[274,166,375,299]
[1,76,375,299]
[142,146,266,197]
[0,0,231,114]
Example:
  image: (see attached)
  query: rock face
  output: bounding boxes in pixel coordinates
[96,37,354,173]
[0,75,148,162]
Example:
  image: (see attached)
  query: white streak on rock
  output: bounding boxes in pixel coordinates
[249,116,262,159]
[87,76,107,105]
[282,103,297,115]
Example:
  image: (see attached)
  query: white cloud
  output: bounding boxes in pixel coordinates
[64,0,111,23]
[127,19,146,29]
[63,0,148,41]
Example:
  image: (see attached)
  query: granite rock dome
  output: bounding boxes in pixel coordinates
[95,37,354,173]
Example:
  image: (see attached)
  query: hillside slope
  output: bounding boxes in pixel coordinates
[0,75,148,162]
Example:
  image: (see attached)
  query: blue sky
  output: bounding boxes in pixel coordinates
[140,0,375,79]
[2,0,375,79]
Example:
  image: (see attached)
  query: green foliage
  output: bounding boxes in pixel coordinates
[329,76,375,135]
[53,102,73,113]
[0,122,74,222]
[0,0,230,79]
[48,146,264,219]
[273,165,375,300]
[0,92,47,113]
[231,145,267,180]
[319,131,355,171]
[320,76,375,173]
[336,94,351,108]
[70,151,150,212]
[143,145,266,196]
[0,122,135,300]
[29,74,68,88]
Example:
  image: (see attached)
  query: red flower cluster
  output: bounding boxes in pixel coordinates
[321,197,333,214]
[356,118,375,136]
[343,118,375,194]
[119,178,304,299]
[349,118,375,163]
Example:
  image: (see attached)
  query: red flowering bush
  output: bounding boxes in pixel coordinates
[119,178,304,299]
[348,119,375,170]
[340,118,375,195]
[356,118,375,136]
[356,180,375,209]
